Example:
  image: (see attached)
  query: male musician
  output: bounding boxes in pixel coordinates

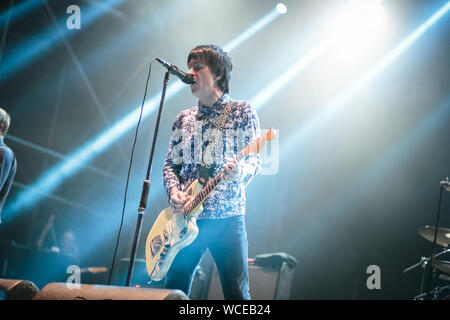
[0,108,17,223]
[162,44,260,299]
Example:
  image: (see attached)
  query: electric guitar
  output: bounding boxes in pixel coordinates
[145,129,276,281]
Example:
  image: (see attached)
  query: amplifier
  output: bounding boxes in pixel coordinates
[206,261,294,300]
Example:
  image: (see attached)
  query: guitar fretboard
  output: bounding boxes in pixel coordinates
[184,174,222,216]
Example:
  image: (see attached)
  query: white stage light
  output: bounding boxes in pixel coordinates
[276,3,287,15]
[328,0,387,64]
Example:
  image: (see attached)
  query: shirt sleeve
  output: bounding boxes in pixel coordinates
[162,114,182,198]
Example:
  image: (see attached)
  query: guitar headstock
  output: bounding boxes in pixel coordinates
[265,128,276,142]
[240,128,277,158]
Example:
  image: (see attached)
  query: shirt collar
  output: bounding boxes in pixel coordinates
[198,93,230,116]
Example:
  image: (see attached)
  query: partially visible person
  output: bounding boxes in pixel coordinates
[60,230,80,263]
[0,108,17,224]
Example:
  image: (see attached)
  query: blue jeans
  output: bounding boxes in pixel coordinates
[164,215,250,300]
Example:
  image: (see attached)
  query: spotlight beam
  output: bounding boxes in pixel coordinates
[342,97,450,207]
[6,134,119,180]
[0,0,43,27]
[12,181,99,215]
[297,97,450,249]
[5,4,287,218]
[224,5,285,52]
[250,0,387,111]
[43,1,128,162]
[0,0,127,83]
[0,0,14,66]
[283,0,450,155]
[251,41,329,110]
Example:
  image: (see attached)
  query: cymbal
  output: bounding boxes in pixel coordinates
[418,225,450,248]
[432,260,450,275]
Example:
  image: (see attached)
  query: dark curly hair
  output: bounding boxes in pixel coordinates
[187,44,233,94]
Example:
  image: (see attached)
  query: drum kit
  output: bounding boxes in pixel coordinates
[403,178,450,300]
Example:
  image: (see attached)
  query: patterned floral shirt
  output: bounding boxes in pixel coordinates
[163,93,261,219]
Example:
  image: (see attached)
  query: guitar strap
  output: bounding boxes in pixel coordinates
[197,101,234,184]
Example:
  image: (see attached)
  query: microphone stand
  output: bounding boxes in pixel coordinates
[125,70,171,287]
[424,177,449,299]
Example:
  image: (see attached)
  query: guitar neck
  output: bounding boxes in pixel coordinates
[184,174,222,216]
[183,147,254,216]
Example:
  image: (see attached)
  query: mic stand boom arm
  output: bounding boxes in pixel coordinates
[125,70,171,287]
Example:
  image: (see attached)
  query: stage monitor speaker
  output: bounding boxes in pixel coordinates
[112,258,166,288]
[32,283,188,300]
[0,279,39,300]
[207,262,294,300]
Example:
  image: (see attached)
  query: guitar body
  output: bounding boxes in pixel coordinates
[145,179,203,281]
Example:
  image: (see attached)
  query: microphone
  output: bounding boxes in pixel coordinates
[155,58,195,84]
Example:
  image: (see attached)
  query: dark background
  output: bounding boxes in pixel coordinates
[0,0,449,299]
